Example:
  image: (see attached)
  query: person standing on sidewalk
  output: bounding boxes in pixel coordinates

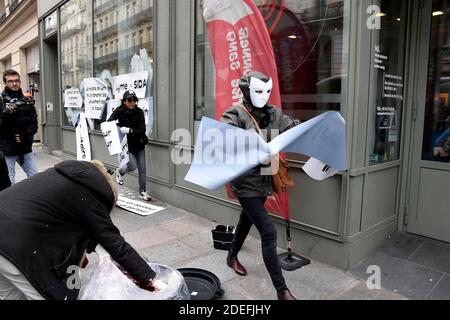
[0,160,165,300]
[0,69,38,184]
[108,90,152,201]
[221,71,300,300]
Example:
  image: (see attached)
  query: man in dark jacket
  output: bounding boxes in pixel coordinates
[0,160,164,300]
[0,151,11,191]
[108,90,151,201]
[0,69,38,184]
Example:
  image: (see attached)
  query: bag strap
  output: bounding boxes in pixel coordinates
[239,105,264,138]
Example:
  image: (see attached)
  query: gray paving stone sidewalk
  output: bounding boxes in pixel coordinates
[14,147,415,300]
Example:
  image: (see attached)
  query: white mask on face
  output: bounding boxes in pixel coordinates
[249,77,273,108]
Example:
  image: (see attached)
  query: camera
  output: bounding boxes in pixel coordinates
[3,96,35,113]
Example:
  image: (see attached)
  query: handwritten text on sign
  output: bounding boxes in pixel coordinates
[101,121,122,155]
[64,88,83,109]
[84,78,108,119]
[113,71,149,100]
[76,113,91,161]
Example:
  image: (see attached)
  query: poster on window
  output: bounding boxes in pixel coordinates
[101,121,122,156]
[76,112,91,161]
[113,71,149,100]
[137,97,152,126]
[84,78,108,119]
[118,135,130,170]
[106,100,122,121]
[64,88,83,109]
[202,0,288,219]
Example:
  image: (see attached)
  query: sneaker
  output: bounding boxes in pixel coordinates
[139,191,152,201]
[115,168,124,185]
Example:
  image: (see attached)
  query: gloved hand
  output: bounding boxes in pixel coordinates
[120,127,131,134]
[142,278,168,292]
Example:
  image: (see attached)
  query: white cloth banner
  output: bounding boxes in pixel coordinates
[64,88,83,109]
[84,78,108,119]
[113,71,149,100]
[76,113,92,161]
[101,121,122,156]
[185,111,347,190]
[118,135,130,170]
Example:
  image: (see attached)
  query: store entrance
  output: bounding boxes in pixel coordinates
[406,0,450,242]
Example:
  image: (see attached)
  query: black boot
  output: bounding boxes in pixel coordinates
[277,289,297,300]
[226,253,247,276]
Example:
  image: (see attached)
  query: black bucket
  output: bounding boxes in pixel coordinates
[211,225,235,250]
[177,268,224,300]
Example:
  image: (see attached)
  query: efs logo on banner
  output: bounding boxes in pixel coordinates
[202,0,289,219]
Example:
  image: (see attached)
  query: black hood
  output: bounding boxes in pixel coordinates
[54,161,115,211]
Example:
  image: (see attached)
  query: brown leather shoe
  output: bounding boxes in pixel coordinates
[277,289,297,300]
[226,254,247,276]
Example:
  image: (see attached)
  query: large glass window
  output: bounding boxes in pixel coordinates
[194,0,349,123]
[93,0,153,77]
[369,0,408,165]
[60,0,92,126]
[422,0,450,163]
[44,11,58,37]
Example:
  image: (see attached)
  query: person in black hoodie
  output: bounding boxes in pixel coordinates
[0,69,38,184]
[0,151,11,191]
[0,160,165,300]
[108,90,151,201]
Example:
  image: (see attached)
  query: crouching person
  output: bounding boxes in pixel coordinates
[0,160,165,300]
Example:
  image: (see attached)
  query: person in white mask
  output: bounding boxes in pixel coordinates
[221,71,300,300]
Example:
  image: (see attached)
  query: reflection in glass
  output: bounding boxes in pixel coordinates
[194,0,349,124]
[60,0,92,126]
[369,0,408,165]
[44,11,58,37]
[422,0,450,163]
[93,0,153,77]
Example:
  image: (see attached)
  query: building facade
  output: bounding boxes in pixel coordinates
[37,0,450,270]
[0,0,42,141]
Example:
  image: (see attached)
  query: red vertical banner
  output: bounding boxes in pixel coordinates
[203,0,289,220]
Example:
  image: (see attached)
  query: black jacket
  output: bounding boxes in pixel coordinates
[108,105,146,153]
[221,103,299,198]
[0,160,155,300]
[0,88,38,156]
[0,151,10,191]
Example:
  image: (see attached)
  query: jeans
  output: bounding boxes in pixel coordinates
[5,153,38,185]
[119,149,147,193]
[229,197,287,291]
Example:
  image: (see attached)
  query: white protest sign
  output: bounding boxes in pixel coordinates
[118,135,130,170]
[106,100,121,121]
[116,196,165,216]
[84,78,108,119]
[101,121,122,155]
[113,71,149,100]
[64,88,83,109]
[76,113,91,161]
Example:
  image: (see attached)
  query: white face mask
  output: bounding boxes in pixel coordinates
[249,77,273,108]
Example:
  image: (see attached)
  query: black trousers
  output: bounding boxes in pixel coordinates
[229,197,287,291]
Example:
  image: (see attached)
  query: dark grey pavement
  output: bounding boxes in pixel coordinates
[16,146,450,300]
